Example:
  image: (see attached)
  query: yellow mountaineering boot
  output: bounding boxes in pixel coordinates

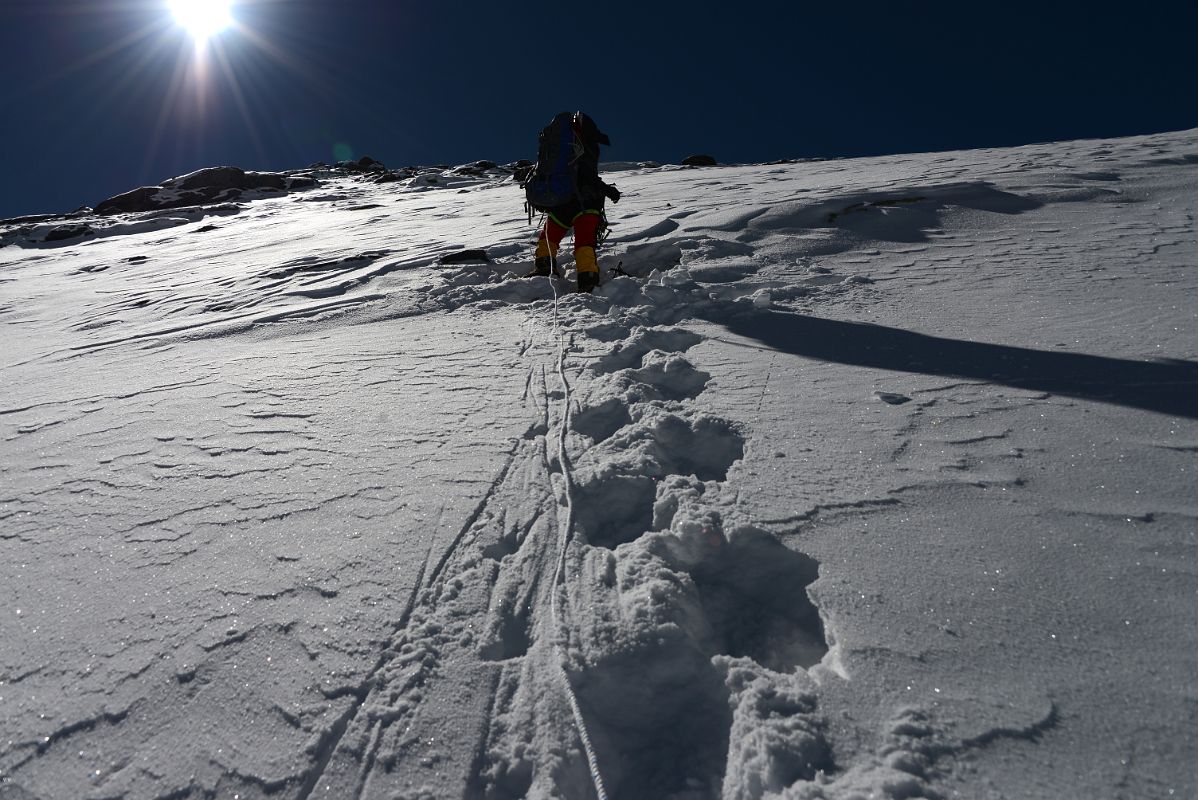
[575,246,600,293]
[530,239,556,277]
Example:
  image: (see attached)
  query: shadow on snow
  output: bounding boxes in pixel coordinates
[718,310,1198,420]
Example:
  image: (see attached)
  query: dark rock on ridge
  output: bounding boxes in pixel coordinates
[94,166,317,215]
[166,166,285,192]
[333,156,386,174]
[440,249,489,264]
[44,224,94,242]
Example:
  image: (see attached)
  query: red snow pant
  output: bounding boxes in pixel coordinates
[535,211,600,275]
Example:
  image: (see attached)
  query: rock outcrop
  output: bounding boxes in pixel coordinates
[95,167,317,215]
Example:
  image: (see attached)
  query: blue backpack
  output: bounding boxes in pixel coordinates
[524,112,581,212]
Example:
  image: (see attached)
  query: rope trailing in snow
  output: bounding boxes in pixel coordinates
[545,276,610,800]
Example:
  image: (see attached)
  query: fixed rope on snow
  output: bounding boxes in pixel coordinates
[544,277,610,800]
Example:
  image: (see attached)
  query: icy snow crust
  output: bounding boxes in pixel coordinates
[2,130,1197,799]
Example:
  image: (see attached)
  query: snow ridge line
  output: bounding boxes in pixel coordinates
[546,280,610,800]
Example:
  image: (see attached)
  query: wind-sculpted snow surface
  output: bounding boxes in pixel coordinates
[2,130,1198,799]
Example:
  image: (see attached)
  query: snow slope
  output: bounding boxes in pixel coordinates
[2,129,1196,800]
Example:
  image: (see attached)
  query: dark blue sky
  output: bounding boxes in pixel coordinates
[2,0,1196,220]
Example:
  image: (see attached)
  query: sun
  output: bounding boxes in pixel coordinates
[169,0,234,43]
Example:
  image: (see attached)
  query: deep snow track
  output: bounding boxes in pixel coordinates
[277,286,835,798]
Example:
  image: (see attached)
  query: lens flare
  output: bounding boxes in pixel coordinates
[168,0,234,42]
